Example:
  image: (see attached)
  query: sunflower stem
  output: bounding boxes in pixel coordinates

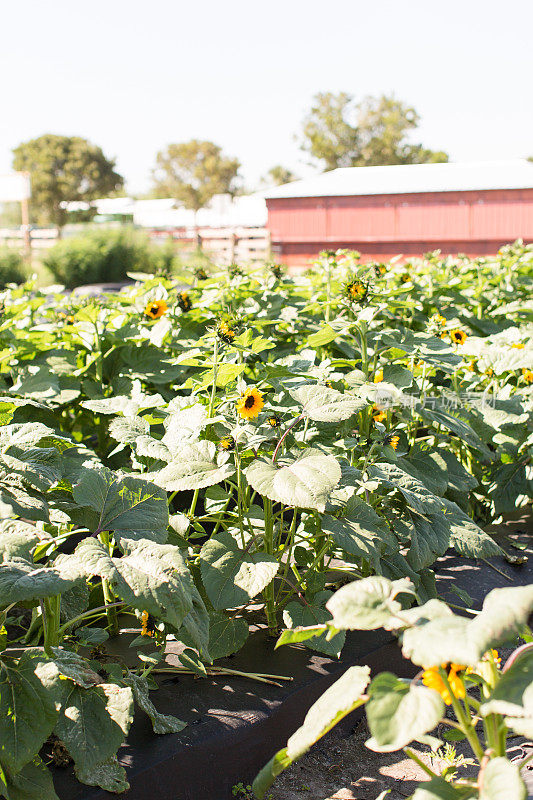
[439,668,484,762]
[208,335,219,418]
[262,497,277,635]
[98,531,119,636]
[272,414,304,463]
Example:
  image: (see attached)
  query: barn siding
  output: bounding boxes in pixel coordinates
[267,188,533,265]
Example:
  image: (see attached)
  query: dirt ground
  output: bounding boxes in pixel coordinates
[265,716,528,800]
[266,718,440,800]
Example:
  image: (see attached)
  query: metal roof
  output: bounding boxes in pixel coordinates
[264,160,533,200]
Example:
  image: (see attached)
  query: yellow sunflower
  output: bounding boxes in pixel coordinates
[373,369,384,383]
[372,405,386,423]
[141,611,157,638]
[512,343,525,349]
[385,434,400,450]
[266,414,281,428]
[236,387,264,420]
[145,300,168,319]
[522,368,533,384]
[450,329,467,346]
[422,663,466,705]
[218,435,235,451]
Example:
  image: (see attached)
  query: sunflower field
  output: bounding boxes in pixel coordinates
[0,241,532,798]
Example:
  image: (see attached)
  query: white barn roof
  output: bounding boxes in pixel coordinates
[264,160,533,200]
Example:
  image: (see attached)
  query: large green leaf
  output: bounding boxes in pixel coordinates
[74,756,129,793]
[50,648,102,689]
[289,385,366,423]
[0,448,63,493]
[402,585,533,668]
[401,614,474,668]
[2,757,59,800]
[366,672,444,751]
[54,683,134,773]
[245,449,341,512]
[199,531,278,610]
[438,450,477,494]
[0,558,82,607]
[411,776,465,799]
[73,538,207,644]
[480,757,526,800]
[0,520,40,561]
[0,652,64,774]
[416,404,490,458]
[326,576,415,630]
[407,513,450,572]
[480,650,533,735]
[0,483,49,523]
[488,463,531,515]
[368,463,444,515]
[283,594,345,657]
[121,672,186,734]
[402,446,448,497]
[440,499,502,559]
[149,441,235,492]
[72,467,168,541]
[253,666,370,798]
[322,497,395,567]
[470,586,533,660]
[108,415,150,444]
[208,612,249,660]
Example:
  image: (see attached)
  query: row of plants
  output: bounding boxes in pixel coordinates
[253,576,533,800]
[0,242,531,797]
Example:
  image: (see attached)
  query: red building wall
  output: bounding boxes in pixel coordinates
[266,188,533,266]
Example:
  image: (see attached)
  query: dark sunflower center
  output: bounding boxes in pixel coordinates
[244,394,256,409]
[150,304,159,313]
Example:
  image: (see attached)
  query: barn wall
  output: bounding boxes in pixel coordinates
[267,188,533,266]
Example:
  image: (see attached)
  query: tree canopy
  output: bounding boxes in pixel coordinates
[300,92,448,171]
[12,134,123,228]
[151,140,240,212]
[262,165,299,187]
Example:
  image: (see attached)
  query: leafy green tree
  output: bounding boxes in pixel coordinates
[12,134,123,230]
[300,92,448,170]
[152,140,240,213]
[262,165,299,186]
[300,92,360,170]
[357,95,448,166]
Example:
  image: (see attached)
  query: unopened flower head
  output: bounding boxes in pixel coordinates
[177,291,192,312]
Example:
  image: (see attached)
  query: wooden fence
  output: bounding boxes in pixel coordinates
[0,226,272,266]
[148,226,271,265]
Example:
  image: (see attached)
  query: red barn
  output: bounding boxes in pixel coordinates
[264,160,533,267]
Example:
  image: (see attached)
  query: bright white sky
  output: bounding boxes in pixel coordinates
[0,0,531,194]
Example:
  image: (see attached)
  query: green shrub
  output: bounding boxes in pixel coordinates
[0,247,27,287]
[42,227,176,288]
